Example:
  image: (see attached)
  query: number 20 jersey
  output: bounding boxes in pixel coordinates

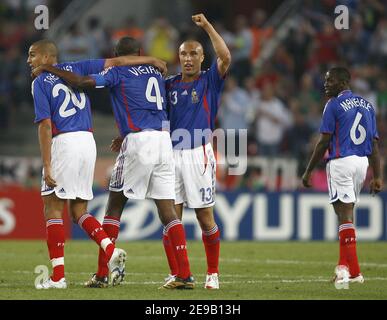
[32,59,105,136]
[320,89,379,160]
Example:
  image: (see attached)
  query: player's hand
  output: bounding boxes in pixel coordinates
[301,171,312,188]
[110,136,123,153]
[31,65,48,78]
[192,13,209,28]
[43,166,57,188]
[370,178,383,196]
[153,58,168,77]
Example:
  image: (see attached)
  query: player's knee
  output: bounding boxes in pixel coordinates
[105,209,123,219]
[106,192,126,217]
[43,203,62,220]
[159,212,178,226]
[43,208,62,220]
[68,211,80,224]
[195,208,215,230]
[338,213,353,224]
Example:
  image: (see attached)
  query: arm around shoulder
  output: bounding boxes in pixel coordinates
[33,64,96,89]
[105,56,167,75]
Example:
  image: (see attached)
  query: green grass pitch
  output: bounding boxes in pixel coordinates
[0,240,386,300]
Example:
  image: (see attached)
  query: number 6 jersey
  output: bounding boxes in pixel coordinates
[320,89,379,160]
[32,59,105,135]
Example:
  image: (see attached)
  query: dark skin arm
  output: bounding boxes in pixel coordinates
[368,138,383,195]
[32,56,168,88]
[38,118,57,188]
[103,56,166,71]
[302,133,331,188]
[34,65,96,89]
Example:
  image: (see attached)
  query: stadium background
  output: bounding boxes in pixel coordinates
[0,0,386,243]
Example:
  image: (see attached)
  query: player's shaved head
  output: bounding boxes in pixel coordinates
[27,39,58,69]
[31,39,58,58]
[179,40,203,53]
[178,40,205,80]
[115,37,141,56]
[329,67,351,85]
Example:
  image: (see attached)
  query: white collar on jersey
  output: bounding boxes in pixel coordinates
[337,89,352,97]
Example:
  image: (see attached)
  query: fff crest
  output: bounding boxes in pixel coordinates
[191,88,199,103]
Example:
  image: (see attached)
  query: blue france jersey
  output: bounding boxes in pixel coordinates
[90,64,168,137]
[320,90,379,160]
[32,59,105,136]
[166,60,225,149]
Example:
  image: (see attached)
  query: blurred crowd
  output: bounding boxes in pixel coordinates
[0,0,71,128]
[0,0,386,192]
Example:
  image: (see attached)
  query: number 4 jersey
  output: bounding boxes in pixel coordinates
[90,64,168,137]
[320,89,379,160]
[32,59,105,135]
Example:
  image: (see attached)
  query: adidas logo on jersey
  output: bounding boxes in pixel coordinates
[181,90,188,95]
[127,188,134,194]
[58,188,66,193]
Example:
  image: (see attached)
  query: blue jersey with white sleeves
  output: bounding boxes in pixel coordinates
[320,90,379,160]
[32,59,105,136]
[90,64,168,137]
[166,60,225,149]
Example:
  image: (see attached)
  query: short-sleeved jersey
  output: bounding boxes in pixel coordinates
[32,59,105,136]
[166,61,225,149]
[320,90,379,160]
[90,64,168,137]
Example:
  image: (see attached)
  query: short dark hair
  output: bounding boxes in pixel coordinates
[115,37,141,56]
[329,67,351,84]
[32,39,58,58]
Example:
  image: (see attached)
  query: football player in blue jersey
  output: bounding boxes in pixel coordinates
[32,37,195,290]
[302,67,383,289]
[163,13,231,290]
[28,39,167,289]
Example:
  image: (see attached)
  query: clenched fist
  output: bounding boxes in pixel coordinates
[192,13,209,28]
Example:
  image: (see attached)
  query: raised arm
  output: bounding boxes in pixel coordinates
[192,13,231,76]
